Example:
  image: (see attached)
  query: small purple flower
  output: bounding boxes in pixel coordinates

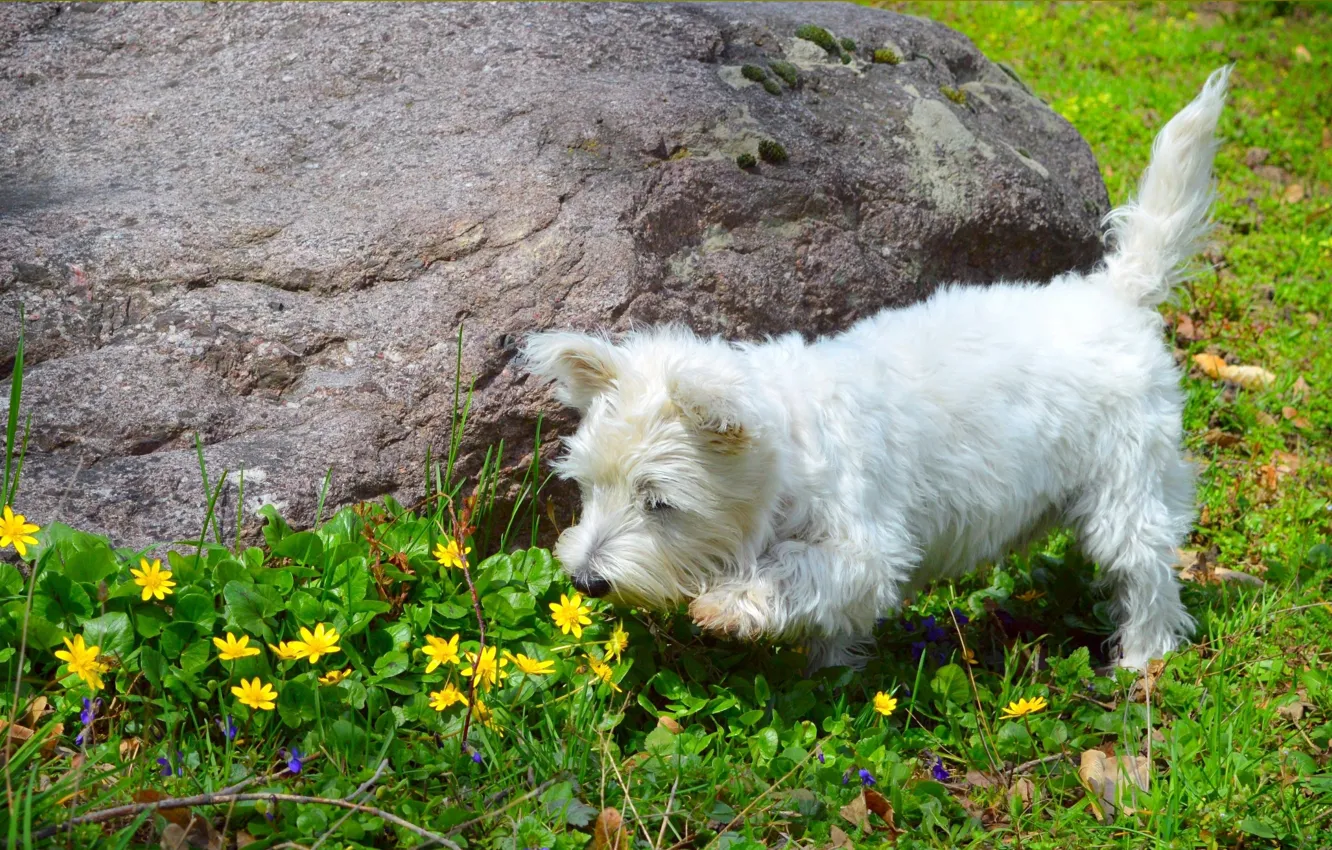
[903,619,916,632]
[157,751,183,777]
[923,615,948,643]
[952,608,970,626]
[79,697,98,726]
[286,747,303,774]
[858,768,876,786]
[470,748,483,764]
[816,747,825,764]
[910,640,927,661]
[841,770,850,785]
[217,715,238,741]
[931,757,951,782]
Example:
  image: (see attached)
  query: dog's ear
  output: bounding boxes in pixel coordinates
[667,365,751,454]
[522,332,622,412]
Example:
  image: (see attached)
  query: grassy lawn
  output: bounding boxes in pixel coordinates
[4,2,1331,848]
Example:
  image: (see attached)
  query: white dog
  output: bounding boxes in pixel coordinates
[524,68,1230,671]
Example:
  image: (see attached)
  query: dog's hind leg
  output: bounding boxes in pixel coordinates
[1071,449,1196,670]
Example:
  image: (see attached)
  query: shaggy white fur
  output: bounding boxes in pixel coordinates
[524,67,1231,671]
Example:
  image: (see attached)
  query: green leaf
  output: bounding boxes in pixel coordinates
[180,640,211,675]
[173,589,217,629]
[652,670,688,700]
[213,557,249,588]
[223,581,281,637]
[36,572,93,623]
[258,504,292,550]
[277,679,317,727]
[288,591,324,625]
[1238,817,1278,839]
[372,650,410,680]
[276,531,325,568]
[753,674,771,706]
[140,645,166,690]
[753,726,780,760]
[930,664,971,708]
[135,606,169,639]
[0,564,22,596]
[82,612,134,658]
[62,546,119,583]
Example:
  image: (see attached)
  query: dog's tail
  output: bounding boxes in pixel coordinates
[1101,66,1230,308]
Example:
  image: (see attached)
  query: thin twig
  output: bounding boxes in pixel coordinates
[447,496,485,749]
[444,775,563,837]
[604,733,657,850]
[308,759,391,850]
[655,774,680,850]
[33,790,461,848]
[1012,752,1069,774]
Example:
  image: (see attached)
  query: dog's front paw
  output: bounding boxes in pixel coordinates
[689,588,769,640]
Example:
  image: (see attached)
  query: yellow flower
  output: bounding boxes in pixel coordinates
[507,652,554,676]
[433,538,472,570]
[294,623,341,664]
[1001,696,1049,720]
[213,632,261,662]
[605,622,629,662]
[429,682,468,711]
[474,699,501,733]
[232,677,277,711]
[461,645,509,691]
[961,648,978,666]
[319,668,351,686]
[0,506,40,558]
[422,634,461,673]
[268,640,307,661]
[873,691,898,717]
[550,592,593,638]
[55,635,105,691]
[1014,590,1045,602]
[130,558,176,602]
[585,655,621,692]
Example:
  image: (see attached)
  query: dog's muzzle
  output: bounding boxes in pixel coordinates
[570,571,612,598]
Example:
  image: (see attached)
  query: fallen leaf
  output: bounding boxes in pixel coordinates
[864,788,895,829]
[656,716,682,735]
[1294,44,1312,62]
[965,769,1002,789]
[1178,550,1264,586]
[1222,364,1277,390]
[1292,416,1312,430]
[1078,751,1151,821]
[1282,406,1298,420]
[23,696,48,727]
[1130,658,1166,703]
[1202,428,1242,448]
[840,792,871,832]
[119,737,143,761]
[1244,146,1270,168]
[159,814,222,850]
[135,790,193,830]
[1173,313,1199,341]
[1009,777,1035,811]
[1277,689,1315,722]
[1283,183,1305,204]
[592,807,629,850]
[1256,411,1279,427]
[828,825,854,850]
[1192,352,1226,379]
[1293,376,1311,398]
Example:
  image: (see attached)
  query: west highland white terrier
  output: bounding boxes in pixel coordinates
[524,68,1231,671]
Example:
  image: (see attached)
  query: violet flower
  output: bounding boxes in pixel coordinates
[286,747,303,774]
[858,768,876,786]
[931,757,951,782]
[217,715,238,741]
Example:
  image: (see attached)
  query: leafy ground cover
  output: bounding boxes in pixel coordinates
[3,2,1331,848]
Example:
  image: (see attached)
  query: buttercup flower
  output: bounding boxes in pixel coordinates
[269,640,306,661]
[507,652,554,676]
[605,622,629,662]
[461,645,509,690]
[214,632,261,661]
[585,655,621,692]
[422,634,461,673]
[294,623,341,664]
[473,699,501,732]
[550,592,593,638]
[1014,590,1045,602]
[429,682,468,711]
[318,668,351,686]
[433,538,472,570]
[873,691,898,717]
[0,506,40,558]
[232,677,277,710]
[1001,696,1049,719]
[55,635,106,690]
[961,648,978,666]
[131,558,176,602]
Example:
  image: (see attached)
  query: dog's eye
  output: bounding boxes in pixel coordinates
[643,494,675,514]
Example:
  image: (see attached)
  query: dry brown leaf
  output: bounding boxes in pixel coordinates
[1291,416,1313,430]
[23,696,48,727]
[1178,550,1264,586]
[1192,352,1226,379]
[1172,313,1199,341]
[656,716,682,735]
[1277,689,1315,722]
[1283,183,1306,204]
[1008,777,1035,811]
[1282,406,1299,420]
[828,825,854,850]
[119,737,143,761]
[1256,411,1279,427]
[1078,751,1151,821]
[840,792,871,832]
[1245,146,1270,168]
[159,814,222,850]
[864,788,895,830]
[592,807,629,850]
[1294,44,1313,62]
[1202,428,1242,448]
[1222,364,1277,390]
[135,790,194,830]
[1130,658,1166,703]
[1293,376,1311,398]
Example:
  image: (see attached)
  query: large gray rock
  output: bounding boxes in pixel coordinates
[0,2,1109,549]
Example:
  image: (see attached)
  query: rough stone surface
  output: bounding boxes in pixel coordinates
[0,2,1110,548]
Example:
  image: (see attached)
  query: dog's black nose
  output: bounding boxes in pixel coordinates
[571,572,612,598]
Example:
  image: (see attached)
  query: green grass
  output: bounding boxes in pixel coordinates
[3,3,1332,848]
